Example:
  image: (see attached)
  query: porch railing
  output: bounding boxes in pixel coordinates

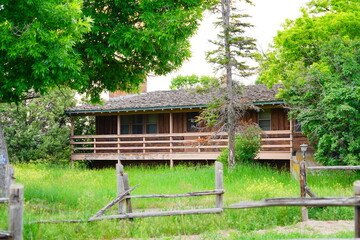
[70,130,292,156]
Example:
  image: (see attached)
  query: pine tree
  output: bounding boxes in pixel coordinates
[206,0,257,168]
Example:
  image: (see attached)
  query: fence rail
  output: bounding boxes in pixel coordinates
[229,180,360,239]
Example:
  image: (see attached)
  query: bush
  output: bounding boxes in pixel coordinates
[0,88,77,163]
[217,124,262,165]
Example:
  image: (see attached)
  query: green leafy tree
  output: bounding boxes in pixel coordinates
[257,0,360,165]
[205,0,257,168]
[170,75,220,90]
[77,0,214,101]
[257,0,359,85]
[0,0,211,163]
[0,89,77,162]
[279,38,360,165]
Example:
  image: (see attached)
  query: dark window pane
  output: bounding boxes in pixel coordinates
[259,109,271,130]
[146,114,158,133]
[121,115,131,134]
[259,120,271,130]
[187,112,198,132]
[121,125,129,134]
[132,125,143,134]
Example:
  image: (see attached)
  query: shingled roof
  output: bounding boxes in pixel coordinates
[67,84,283,115]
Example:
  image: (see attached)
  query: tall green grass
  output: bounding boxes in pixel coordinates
[8,163,359,239]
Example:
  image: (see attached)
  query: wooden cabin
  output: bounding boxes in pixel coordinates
[66,84,309,166]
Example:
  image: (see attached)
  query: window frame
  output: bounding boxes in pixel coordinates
[258,109,271,131]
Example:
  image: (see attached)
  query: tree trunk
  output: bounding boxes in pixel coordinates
[221,0,236,168]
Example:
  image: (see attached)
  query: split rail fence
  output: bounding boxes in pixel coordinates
[0,165,23,240]
[34,161,225,224]
[300,162,360,221]
[88,161,225,221]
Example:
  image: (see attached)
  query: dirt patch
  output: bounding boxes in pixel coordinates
[255,220,353,235]
[119,220,353,239]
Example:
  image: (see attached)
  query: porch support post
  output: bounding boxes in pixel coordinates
[169,113,173,168]
[117,115,121,154]
[290,119,294,155]
[70,117,75,168]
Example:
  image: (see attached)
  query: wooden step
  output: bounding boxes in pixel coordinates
[257,151,292,160]
[262,145,292,148]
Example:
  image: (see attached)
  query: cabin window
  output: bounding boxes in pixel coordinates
[187,112,198,132]
[259,109,271,130]
[146,114,158,133]
[132,115,143,134]
[120,115,131,134]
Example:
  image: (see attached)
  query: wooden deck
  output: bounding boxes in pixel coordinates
[70,130,294,162]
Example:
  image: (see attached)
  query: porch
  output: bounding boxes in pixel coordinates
[70,130,293,164]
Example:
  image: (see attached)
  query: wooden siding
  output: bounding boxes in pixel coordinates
[173,113,186,133]
[271,108,290,131]
[158,113,170,133]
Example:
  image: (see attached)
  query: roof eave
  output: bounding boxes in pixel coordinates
[66,104,208,115]
[67,101,284,115]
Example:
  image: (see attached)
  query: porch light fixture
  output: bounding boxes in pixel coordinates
[300,144,308,160]
[300,144,308,153]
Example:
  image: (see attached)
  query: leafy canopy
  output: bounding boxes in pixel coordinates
[0,0,91,103]
[257,0,360,165]
[0,0,213,103]
[257,0,360,85]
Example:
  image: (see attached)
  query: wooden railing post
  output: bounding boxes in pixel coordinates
[300,159,308,221]
[116,163,125,214]
[354,181,360,238]
[123,173,133,221]
[215,161,224,209]
[9,183,23,240]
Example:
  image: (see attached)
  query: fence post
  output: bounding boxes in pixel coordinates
[9,183,23,240]
[300,160,308,221]
[1,164,14,198]
[215,161,223,209]
[123,173,133,220]
[354,181,360,238]
[116,163,126,214]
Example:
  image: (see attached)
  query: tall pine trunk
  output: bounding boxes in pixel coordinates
[221,0,236,168]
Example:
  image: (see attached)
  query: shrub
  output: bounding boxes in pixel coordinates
[217,124,262,165]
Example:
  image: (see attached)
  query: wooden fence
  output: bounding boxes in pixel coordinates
[300,162,360,221]
[88,161,224,221]
[0,165,23,240]
[228,180,360,238]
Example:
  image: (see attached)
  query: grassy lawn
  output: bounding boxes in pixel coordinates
[1,162,358,239]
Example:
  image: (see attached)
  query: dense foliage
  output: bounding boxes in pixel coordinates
[217,124,262,165]
[1,0,212,103]
[169,75,219,90]
[0,0,92,103]
[257,0,360,165]
[0,89,76,162]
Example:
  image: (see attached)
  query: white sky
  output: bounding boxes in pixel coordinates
[147,0,309,92]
